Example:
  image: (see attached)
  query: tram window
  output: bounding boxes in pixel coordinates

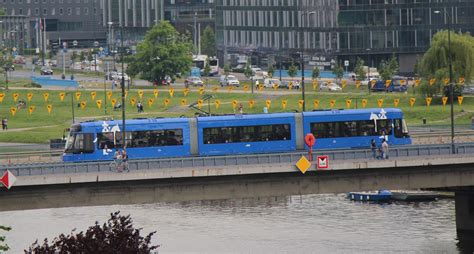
[310,122,342,138]
[203,124,291,144]
[377,120,392,135]
[393,119,404,138]
[358,121,376,136]
[97,132,116,149]
[66,133,94,153]
[342,121,358,137]
[115,132,133,148]
[127,129,183,148]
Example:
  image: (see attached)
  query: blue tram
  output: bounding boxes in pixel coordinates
[62,108,411,162]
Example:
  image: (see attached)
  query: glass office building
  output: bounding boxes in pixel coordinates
[216,0,474,74]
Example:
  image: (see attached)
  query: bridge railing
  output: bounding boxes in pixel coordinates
[3,143,474,177]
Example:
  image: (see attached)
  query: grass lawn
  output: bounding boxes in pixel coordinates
[0,84,473,143]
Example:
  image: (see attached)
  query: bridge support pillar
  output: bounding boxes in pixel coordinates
[455,191,474,252]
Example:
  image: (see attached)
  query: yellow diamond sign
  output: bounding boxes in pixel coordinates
[296,155,311,174]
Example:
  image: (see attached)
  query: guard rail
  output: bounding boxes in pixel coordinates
[2,143,474,177]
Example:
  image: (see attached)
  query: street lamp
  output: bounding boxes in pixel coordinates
[299,10,316,112]
[120,23,126,152]
[434,10,455,154]
[366,48,371,95]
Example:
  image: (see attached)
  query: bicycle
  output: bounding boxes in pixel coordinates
[109,159,129,172]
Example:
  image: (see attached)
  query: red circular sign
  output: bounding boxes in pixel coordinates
[305,133,316,147]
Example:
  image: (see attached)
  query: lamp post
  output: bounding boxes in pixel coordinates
[299,10,316,112]
[366,48,371,95]
[434,10,455,154]
[120,23,126,151]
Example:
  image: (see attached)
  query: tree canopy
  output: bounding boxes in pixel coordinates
[127,21,193,83]
[354,57,366,80]
[312,67,320,80]
[201,26,216,57]
[288,62,298,79]
[378,55,399,81]
[332,62,344,81]
[26,211,158,253]
[419,30,474,97]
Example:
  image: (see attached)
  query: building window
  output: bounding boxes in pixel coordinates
[51,8,55,15]
[59,8,63,15]
[67,8,72,15]
[84,7,88,15]
[19,8,23,15]
[35,8,39,15]
[43,8,47,16]
[75,7,80,15]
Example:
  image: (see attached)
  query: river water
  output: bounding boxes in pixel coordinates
[0,194,465,253]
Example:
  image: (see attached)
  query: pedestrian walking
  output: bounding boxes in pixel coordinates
[137,101,144,113]
[2,117,7,130]
[381,139,389,159]
[370,139,377,159]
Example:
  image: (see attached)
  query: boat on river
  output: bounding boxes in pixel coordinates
[390,190,438,201]
[347,190,392,202]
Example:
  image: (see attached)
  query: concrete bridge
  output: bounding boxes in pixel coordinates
[2,143,474,234]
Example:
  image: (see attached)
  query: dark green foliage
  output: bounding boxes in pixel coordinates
[203,59,211,77]
[0,225,12,252]
[332,62,344,81]
[312,67,320,79]
[419,30,474,96]
[223,64,231,76]
[288,62,298,79]
[244,59,253,79]
[267,62,274,78]
[201,26,216,56]
[354,57,366,80]
[26,211,158,253]
[79,51,86,62]
[127,21,193,83]
[378,55,399,81]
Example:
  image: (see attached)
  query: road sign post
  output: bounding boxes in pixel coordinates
[1,170,17,189]
[317,156,329,169]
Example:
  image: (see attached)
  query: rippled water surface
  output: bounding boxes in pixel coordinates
[1,194,460,253]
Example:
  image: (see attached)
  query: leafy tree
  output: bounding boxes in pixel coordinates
[201,26,216,56]
[244,59,253,80]
[127,21,193,83]
[79,51,86,62]
[267,60,274,78]
[71,51,78,63]
[354,57,366,80]
[223,64,231,76]
[1,225,11,252]
[288,62,298,81]
[419,30,474,96]
[87,51,94,62]
[203,59,211,85]
[26,211,159,253]
[378,55,399,81]
[312,67,320,80]
[0,8,5,16]
[332,62,344,81]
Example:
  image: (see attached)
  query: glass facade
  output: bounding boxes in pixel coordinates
[216,0,474,73]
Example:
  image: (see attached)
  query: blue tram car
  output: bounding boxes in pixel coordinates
[62,108,411,162]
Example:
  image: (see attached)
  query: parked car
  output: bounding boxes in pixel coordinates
[112,72,130,81]
[220,75,240,87]
[232,64,246,73]
[105,71,117,80]
[251,65,268,78]
[185,76,204,87]
[40,66,53,75]
[320,82,342,92]
[263,78,282,88]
